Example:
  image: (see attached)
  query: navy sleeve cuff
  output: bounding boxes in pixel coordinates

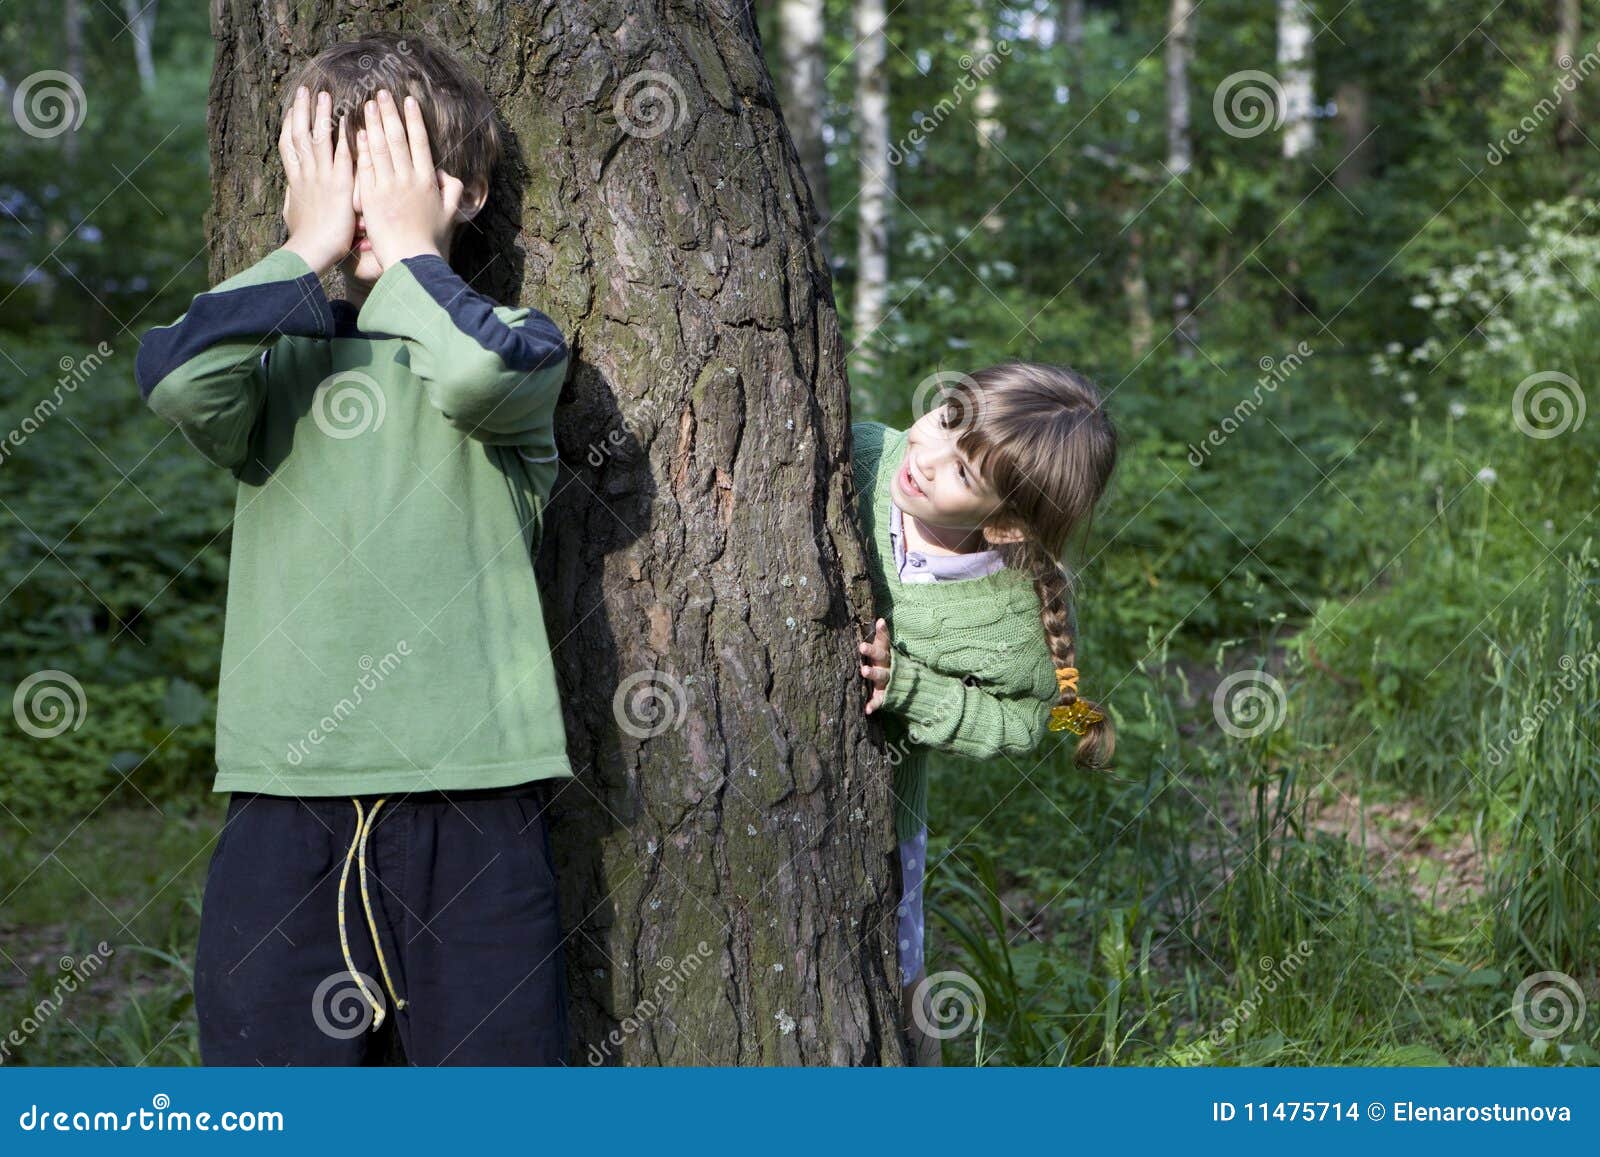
[136,260,333,397]
[398,254,568,372]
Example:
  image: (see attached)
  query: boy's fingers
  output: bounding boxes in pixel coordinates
[363,103,392,177]
[333,114,351,174]
[312,90,333,164]
[290,85,313,165]
[375,90,411,176]
[355,128,376,185]
[404,95,434,173]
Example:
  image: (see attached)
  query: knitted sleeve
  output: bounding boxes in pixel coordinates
[850,421,889,503]
[880,646,1053,759]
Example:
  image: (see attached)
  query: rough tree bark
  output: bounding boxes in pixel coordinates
[206,0,906,1066]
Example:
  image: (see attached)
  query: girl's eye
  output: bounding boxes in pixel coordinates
[956,463,972,488]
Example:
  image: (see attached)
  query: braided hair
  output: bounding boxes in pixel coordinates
[950,361,1118,767]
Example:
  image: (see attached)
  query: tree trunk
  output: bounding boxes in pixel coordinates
[1555,0,1580,153]
[1165,0,1196,357]
[1278,0,1314,160]
[775,0,832,235]
[1332,81,1372,189]
[853,0,890,376]
[1164,0,1193,177]
[973,0,1005,234]
[205,0,906,1067]
[1123,226,1154,359]
[1060,0,1085,63]
[121,0,157,92]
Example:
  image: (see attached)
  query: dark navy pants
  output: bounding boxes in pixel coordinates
[193,779,568,1066]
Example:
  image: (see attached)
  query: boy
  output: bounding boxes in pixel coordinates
[136,33,572,1065]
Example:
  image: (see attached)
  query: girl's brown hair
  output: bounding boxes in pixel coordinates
[949,360,1119,766]
[283,31,502,194]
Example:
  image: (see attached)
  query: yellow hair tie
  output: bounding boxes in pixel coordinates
[1049,667,1104,734]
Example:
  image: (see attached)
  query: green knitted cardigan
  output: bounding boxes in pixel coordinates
[850,422,1059,840]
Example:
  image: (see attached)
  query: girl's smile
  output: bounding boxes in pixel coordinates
[895,457,927,500]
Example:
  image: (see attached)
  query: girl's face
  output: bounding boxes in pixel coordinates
[891,404,1009,534]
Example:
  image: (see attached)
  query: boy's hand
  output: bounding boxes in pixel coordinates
[859,617,892,715]
[279,87,355,276]
[356,89,466,270]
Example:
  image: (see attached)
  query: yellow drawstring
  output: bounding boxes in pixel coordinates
[336,798,407,1028]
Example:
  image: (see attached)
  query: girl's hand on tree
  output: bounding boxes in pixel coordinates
[859,617,891,715]
[355,89,466,270]
[279,87,356,276]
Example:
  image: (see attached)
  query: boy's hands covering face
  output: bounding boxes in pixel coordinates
[280,87,355,276]
[356,89,467,270]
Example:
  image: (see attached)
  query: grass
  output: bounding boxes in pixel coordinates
[0,799,220,1066]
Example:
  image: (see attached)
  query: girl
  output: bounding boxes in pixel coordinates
[852,360,1118,1063]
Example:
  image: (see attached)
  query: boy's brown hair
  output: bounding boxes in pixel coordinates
[282,31,502,193]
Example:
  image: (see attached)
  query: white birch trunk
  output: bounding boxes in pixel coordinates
[1278,0,1315,160]
[854,0,890,374]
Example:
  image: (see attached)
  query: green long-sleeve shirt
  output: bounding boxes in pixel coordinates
[137,247,572,795]
[850,422,1058,839]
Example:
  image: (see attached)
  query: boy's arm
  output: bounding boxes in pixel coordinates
[136,248,335,470]
[356,255,568,445]
[880,647,1053,760]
